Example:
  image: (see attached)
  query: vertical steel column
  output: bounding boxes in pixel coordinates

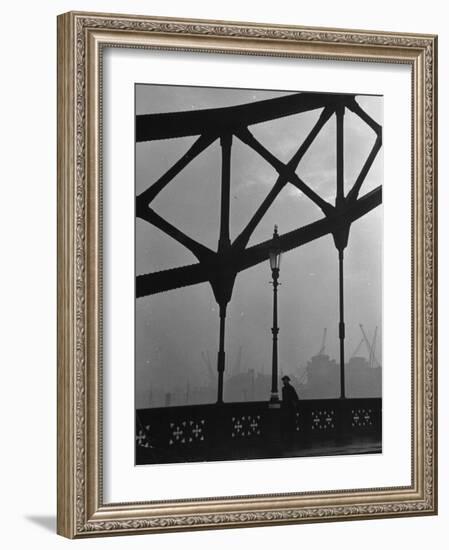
[216,134,232,404]
[336,105,346,399]
[338,249,346,399]
[216,304,227,404]
[336,105,345,207]
[218,134,232,250]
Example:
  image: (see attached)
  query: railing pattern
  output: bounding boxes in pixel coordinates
[136,398,381,465]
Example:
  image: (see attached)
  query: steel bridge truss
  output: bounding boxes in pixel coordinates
[136,91,382,403]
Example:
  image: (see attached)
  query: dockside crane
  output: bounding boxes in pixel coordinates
[318,328,327,356]
[369,326,378,368]
[359,324,380,368]
[350,338,365,359]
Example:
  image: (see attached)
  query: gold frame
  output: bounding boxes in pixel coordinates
[57,11,438,538]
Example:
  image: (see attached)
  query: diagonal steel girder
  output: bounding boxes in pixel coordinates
[136,185,381,298]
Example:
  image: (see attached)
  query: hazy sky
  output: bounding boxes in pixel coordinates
[135,84,383,407]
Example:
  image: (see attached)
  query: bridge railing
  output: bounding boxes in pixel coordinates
[136,398,381,465]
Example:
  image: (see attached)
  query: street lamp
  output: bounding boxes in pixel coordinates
[268,225,282,408]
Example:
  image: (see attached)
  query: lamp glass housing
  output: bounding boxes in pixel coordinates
[269,227,282,271]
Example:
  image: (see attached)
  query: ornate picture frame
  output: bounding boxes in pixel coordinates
[57,11,437,538]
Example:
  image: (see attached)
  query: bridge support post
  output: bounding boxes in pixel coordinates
[335,103,347,400]
[338,249,346,399]
[216,305,227,404]
[215,134,233,404]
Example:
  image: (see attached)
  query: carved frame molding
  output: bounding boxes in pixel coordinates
[57,11,437,538]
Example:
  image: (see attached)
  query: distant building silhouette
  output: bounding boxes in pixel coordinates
[300,353,340,398]
[143,350,381,408]
[299,352,381,398]
[224,369,271,402]
[346,356,382,397]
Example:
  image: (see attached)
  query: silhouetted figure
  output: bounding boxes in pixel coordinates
[281,375,299,443]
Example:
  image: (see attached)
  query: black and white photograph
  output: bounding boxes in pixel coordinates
[135,83,383,466]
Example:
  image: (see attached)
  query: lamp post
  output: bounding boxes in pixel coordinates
[268,225,282,408]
